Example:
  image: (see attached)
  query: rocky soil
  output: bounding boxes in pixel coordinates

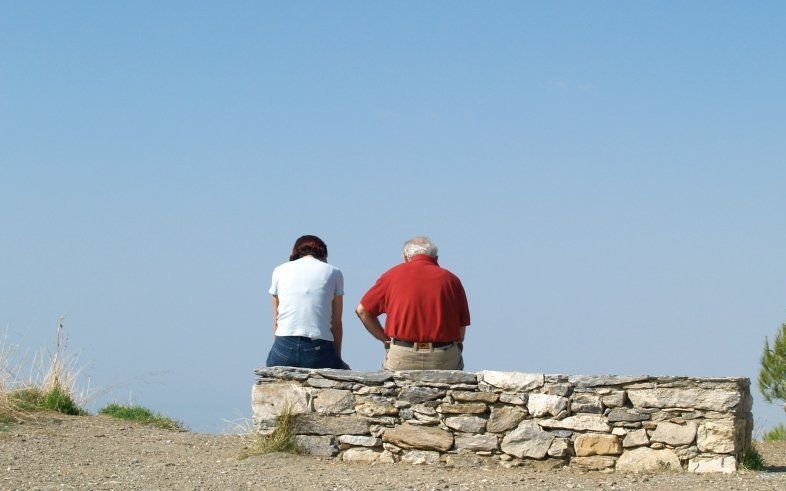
[1,414,785,490]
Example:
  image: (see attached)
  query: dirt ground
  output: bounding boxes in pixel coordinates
[1,414,786,490]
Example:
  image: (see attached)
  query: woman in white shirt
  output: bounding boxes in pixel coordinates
[266,235,347,369]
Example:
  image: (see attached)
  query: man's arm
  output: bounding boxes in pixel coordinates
[271,295,279,338]
[355,304,390,344]
[331,295,344,357]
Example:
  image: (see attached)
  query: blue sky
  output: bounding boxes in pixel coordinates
[2,2,785,432]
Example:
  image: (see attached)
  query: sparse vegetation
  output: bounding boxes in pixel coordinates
[99,403,186,431]
[741,447,765,471]
[0,319,87,422]
[239,406,298,459]
[764,423,786,442]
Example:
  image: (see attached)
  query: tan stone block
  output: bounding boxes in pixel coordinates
[574,433,622,457]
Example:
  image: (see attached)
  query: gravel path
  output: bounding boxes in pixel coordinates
[2,414,785,490]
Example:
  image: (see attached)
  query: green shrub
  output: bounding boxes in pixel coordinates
[41,386,84,415]
[741,447,765,471]
[99,403,186,431]
[4,386,85,416]
[764,423,786,441]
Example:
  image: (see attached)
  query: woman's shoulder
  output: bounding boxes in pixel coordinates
[323,261,342,275]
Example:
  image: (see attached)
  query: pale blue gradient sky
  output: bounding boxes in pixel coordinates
[2,2,785,432]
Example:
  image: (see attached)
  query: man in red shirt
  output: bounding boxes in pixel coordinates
[355,236,470,370]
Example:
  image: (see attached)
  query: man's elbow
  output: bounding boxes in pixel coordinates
[355,304,366,318]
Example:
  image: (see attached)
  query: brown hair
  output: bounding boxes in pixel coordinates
[290,235,328,261]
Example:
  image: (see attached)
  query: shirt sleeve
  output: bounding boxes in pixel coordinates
[360,274,387,316]
[268,268,279,296]
[455,278,470,327]
[334,269,345,296]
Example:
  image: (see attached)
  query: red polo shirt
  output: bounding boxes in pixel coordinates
[360,254,470,342]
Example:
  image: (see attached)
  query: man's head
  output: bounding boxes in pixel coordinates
[402,236,438,262]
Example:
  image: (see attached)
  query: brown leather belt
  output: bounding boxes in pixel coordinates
[391,339,456,349]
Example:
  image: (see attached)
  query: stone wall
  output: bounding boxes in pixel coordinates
[252,367,752,473]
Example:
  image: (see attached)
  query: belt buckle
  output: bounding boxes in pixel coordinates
[416,342,431,350]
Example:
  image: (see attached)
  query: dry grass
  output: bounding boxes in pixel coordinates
[238,406,299,459]
[0,318,87,422]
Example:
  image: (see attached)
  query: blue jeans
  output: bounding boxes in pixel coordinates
[266,336,346,369]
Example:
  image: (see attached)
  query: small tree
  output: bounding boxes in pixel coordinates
[759,323,786,411]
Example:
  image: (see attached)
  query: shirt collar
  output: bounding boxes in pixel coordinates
[409,254,438,265]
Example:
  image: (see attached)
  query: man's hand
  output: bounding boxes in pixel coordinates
[355,304,390,343]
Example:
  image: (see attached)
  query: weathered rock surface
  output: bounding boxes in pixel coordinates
[527,393,568,417]
[688,455,737,473]
[444,415,487,433]
[696,420,735,454]
[399,387,446,404]
[650,422,697,446]
[500,421,555,459]
[355,398,398,417]
[438,402,487,414]
[252,382,310,424]
[569,375,650,387]
[316,369,393,384]
[255,366,312,380]
[571,456,617,470]
[342,447,380,462]
[454,434,499,452]
[628,388,740,412]
[571,393,603,414]
[480,371,544,391]
[293,435,338,456]
[547,438,571,457]
[401,450,441,465]
[306,377,340,388]
[450,391,499,403]
[601,391,627,407]
[337,435,381,447]
[539,414,610,432]
[383,423,454,452]
[313,389,353,415]
[396,370,477,385]
[622,429,649,448]
[294,415,370,435]
[487,406,527,433]
[499,393,527,405]
[616,447,681,472]
[574,434,622,456]
[607,408,650,423]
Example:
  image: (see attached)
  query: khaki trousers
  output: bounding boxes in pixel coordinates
[383,343,464,370]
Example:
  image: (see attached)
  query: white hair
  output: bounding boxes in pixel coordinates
[403,236,438,260]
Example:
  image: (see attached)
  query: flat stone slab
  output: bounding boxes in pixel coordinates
[479,371,544,391]
[316,369,394,384]
[293,415,370,436]
[627,388,741,412]
[394,370,478,385]
[254,366,313,381]
[383,423,454,452]
[568,375,652,388]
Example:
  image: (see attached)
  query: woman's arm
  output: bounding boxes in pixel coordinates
[271,295,279,338]
[331,295,343,357]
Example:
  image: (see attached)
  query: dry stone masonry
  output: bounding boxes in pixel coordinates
[252,368,752,473]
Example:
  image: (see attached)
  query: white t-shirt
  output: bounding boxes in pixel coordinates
[269,256,344,341]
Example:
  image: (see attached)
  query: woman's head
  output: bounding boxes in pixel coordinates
[290,235,328,261]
